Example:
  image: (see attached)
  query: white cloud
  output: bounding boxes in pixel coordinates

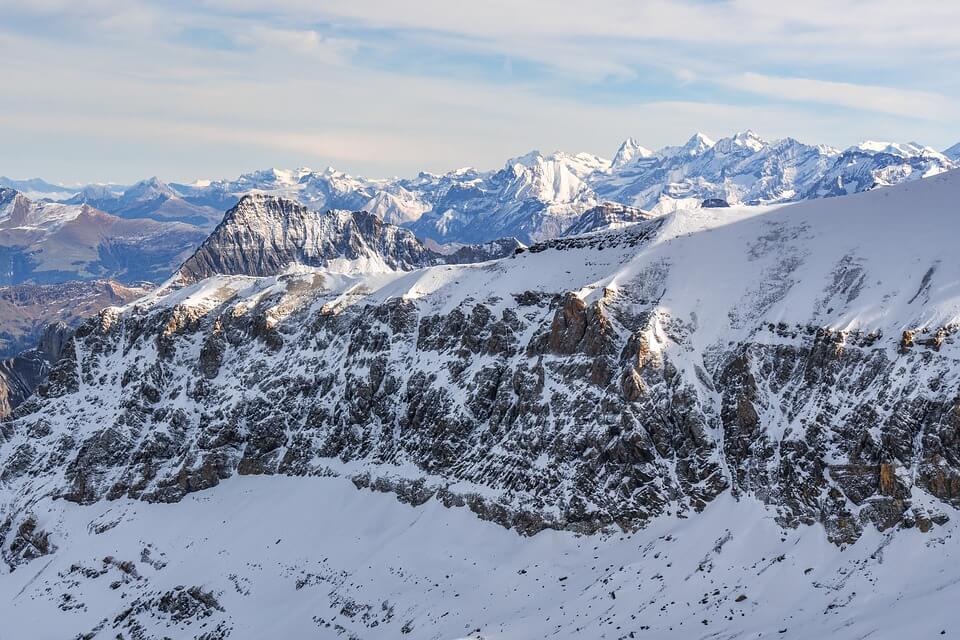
[0,0,958,182]
[720,73,959,121]
[239,27,356,60]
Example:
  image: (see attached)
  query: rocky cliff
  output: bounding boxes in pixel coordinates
[561,202,652,236]
[3,171,960,561]
[175,194,520,285]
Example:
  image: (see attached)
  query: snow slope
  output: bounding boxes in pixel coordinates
[1,475,957,639]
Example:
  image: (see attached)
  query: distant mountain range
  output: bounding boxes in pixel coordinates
[0,188,208,286]
[2,132,957,276]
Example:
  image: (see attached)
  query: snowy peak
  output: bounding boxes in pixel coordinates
[361,188,430,225]
[716,129,767,153]
[122,176,177,202]
[611,137,654,167]
[65,183,123,205]
[675,131,716,156]
[944,142,960,162]
[232,167,313,190]
[852,140,946,160]
[506,149,544,169]
[0,189,85,232]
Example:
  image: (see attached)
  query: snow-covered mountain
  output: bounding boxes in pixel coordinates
[944,142,960,162]
[68,177,224,228]
[46,131,953,247]
[20,131,952,250]
[801,140,954,198]
[405,150,606,244]
[610,136,653,168]
[3,170,960,637]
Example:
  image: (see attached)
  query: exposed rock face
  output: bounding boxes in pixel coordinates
[6,263,954,546]
[0,322,71,417]
[701,198,730,208]
[176,194,521,285]
[561,202,652,237]
[444,237,525,264]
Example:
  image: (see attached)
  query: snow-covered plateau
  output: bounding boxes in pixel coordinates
[3,169,960,638]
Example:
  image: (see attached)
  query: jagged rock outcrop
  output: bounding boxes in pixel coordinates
[561,202,652,237]
[176,194,521,285]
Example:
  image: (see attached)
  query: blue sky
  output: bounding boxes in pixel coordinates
[1,0,958,184]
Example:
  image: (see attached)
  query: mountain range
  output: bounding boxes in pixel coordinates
[4,132,957,251]
[0,188,207,285]
[2,165,960,637]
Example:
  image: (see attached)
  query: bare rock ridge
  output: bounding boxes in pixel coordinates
[561,202,653,237]
[176,193,522,285]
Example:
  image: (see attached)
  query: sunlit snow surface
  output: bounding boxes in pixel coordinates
[1,475,958,639]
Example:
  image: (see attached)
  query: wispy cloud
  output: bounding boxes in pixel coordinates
[0,0,957,183]
[720,73,960,121]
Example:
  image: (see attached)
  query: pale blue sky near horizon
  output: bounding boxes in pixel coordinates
[1,0,958,184]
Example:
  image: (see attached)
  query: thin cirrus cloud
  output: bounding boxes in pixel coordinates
[0,0,958,183]
[720,73,960,122]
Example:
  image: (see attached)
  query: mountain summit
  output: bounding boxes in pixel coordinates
[175,194,521,285]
